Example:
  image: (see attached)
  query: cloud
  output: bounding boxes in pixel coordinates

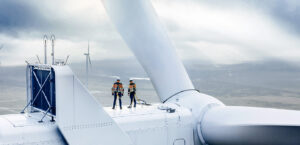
[243,0,300,34]
[0,0,108,38]
[152,0,300,64]
[0,0,134,66]
[0,0,300,66]
[0,1,41,32]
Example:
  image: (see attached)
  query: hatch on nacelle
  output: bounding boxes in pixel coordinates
[22,64,56,120]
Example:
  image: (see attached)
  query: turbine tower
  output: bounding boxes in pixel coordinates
[84,41,92,87]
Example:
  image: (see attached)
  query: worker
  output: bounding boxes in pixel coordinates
[127,80,137,108]
[111,79,124,109]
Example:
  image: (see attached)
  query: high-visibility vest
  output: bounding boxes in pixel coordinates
[128,83,136,93]
[112,82,124,93]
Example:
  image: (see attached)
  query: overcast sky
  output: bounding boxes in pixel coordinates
[0,0,299,66]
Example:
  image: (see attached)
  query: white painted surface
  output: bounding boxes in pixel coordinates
[167,91,224,145]
[168,91,224,120]
[201,106,300,145]
[102,0,194,102]
[0,113,65,145]
[0,104,194,145]
[106,104,194,145]
[53,66,133,145]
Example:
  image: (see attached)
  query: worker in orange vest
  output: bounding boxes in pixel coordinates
[127,80,137,108]
[111,79,124,109]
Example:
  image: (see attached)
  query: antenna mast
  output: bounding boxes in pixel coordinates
[43,35,48,64]
[50,35,55,65]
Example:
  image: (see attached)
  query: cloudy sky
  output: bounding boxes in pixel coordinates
[0,0,299,66]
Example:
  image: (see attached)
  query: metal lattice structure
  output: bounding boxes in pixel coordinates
[22,65,56,122]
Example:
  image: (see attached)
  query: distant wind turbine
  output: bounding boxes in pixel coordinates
[84,41,92,87]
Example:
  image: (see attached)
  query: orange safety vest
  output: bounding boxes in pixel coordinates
[112,82,124,94]
[128,83,136,93]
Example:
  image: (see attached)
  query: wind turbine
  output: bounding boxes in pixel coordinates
[1,1,300,145]
[103,1,300,145]
[84,41,92,87]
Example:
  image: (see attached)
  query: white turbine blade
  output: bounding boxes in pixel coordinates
[201,106,300,145]
[53,66,133,145]
[102,0,194,102]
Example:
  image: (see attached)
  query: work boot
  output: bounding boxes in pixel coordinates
[128,105,132,108]
[112,107,115,110]
[120,107,122,110]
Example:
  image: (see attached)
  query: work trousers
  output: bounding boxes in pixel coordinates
[113,92,122,109]
[129,92,136,107]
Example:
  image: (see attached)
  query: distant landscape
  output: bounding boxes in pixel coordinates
[1,59,300,115]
